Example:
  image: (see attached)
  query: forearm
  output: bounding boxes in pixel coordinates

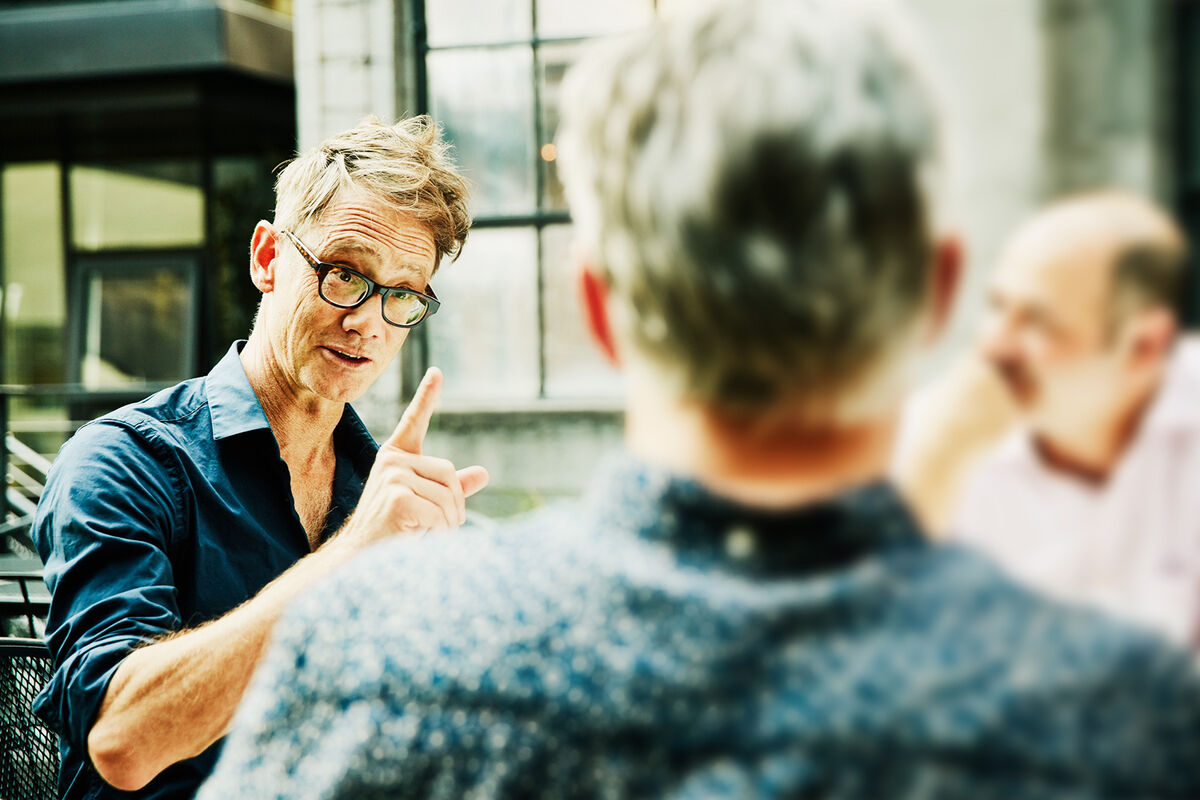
[87,535,363,790]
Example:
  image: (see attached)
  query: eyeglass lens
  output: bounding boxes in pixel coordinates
[319,267,428,326]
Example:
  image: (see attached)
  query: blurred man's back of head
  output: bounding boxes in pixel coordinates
[558,0,948,427]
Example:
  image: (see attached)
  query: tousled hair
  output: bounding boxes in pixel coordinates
[273,115,471,268]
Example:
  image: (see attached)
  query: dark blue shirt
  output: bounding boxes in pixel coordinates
[201,457,1200,800]
[32,341,378,800]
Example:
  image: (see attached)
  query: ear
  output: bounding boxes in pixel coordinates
[578,264,620,366]
[249,221,280,294]
[923,233,964,344]
[1120,307,1177,370]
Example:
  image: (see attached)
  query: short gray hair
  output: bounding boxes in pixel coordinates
[557,0,944,421]
[274,116,471,268]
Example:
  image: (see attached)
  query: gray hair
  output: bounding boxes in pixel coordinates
[557,0,945,421]
[273,116,471,268]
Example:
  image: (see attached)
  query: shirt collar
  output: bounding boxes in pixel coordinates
[584,453,926,576]
[1139,337,1200,434]
[205,340,380,466]
[332,404,379,474]
[206,340,271,441]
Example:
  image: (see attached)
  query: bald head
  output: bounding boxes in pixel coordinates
[980,192,1188,445]
[999,192,1187,331]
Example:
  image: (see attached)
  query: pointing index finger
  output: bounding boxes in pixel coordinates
[386,367,443,454]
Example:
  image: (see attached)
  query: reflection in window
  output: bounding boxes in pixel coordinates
[429,48,536,218]
[536,0,653,39]
[541,225,623,398]
[2,163,66,385]
[79,262,196,388]
[71,161,204,251]
[426,228,539,403]
[425,0,530,46]
[422,0,654,403]
[210,155,281,362]
[537,42,580,212]
[2,163,69,450]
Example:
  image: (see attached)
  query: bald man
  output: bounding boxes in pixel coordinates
[896,191,1199,646]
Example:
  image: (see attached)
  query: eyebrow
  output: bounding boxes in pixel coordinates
[318,238,428,288]
[319,239,381,265]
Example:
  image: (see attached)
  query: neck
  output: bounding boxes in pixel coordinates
[625,380,897,509]
[240,328,343,459]
[1033,376,1161,484]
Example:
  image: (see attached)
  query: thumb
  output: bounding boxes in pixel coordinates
[386,367,442,454]
[457,465,490,498]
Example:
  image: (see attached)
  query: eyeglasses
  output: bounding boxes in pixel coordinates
[280,229,440,328]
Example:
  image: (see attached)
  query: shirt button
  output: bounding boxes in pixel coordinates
[724,525,756,559]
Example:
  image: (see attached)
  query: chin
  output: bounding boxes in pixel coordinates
[302,369,378,405]
[322,378,375,404]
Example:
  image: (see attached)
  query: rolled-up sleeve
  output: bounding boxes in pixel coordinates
[31,419,184,756]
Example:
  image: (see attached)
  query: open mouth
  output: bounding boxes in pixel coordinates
[323,346,371,365]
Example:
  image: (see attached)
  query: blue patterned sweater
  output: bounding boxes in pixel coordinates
[200,457,1200,799]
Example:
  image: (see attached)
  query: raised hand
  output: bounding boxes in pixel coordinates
[337,367,489,545]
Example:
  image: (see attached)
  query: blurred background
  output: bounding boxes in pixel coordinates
[0,0,1198,520]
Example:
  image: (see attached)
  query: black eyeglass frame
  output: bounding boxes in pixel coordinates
[280,228,441,328]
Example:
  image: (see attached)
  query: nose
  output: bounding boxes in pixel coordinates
[340,294,386,338]
[979,307,1021,365]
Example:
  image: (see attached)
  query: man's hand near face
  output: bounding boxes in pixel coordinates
[894,354,1019,537]
[339,367,490,542]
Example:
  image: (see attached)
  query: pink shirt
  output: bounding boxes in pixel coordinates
[953,340,1200,647]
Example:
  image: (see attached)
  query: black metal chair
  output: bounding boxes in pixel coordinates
[0,638,57,800]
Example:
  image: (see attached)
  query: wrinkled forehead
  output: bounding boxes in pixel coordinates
[303,187,438,284]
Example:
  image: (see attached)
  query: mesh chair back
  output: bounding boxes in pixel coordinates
[0,638,57,800]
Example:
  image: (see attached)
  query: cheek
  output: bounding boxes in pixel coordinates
[1026,329,1080,371]
[386,326,411,356]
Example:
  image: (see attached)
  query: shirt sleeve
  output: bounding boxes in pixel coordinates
[31,418,184,756]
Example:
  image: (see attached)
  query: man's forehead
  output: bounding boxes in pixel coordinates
[990,243,1112,333]
[307,194,437,281]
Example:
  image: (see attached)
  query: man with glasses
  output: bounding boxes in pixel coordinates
[31,116,488,800]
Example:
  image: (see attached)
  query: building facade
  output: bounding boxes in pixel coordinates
[0,0,296,489]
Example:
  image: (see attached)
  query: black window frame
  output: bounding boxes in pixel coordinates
[405,0,655,407]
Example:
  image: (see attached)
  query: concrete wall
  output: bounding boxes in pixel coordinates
[294,0,1175,514]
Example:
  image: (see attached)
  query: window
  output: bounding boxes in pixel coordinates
[73,254,199,389]
[418,0,659,407]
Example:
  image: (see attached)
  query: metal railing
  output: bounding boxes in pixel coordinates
[0,383,172,525]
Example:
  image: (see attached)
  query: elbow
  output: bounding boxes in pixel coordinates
[87,722,159,792]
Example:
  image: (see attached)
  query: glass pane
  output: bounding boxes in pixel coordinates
[427,228,539,402]
[81,265,195,388]
[3,163,69,455]
[429,48,536,217]
[536,0,653,39]
[210,155,279,368]
[3,163,66,384]
[537,42,580,212]
[541,225,623,399]
[71,161,204,251]
[426,0,530,47]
